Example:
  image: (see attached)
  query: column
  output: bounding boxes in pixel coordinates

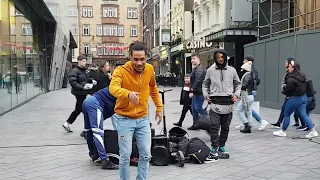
[199,7,204,32]
[207,2,214,27]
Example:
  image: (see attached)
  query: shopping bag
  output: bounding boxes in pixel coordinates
[251,101,260,114]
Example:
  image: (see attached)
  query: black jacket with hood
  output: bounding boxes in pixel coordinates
[283,70,306,97]
[68,66,90,96]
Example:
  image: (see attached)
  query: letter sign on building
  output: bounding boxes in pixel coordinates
[186,40,213,49]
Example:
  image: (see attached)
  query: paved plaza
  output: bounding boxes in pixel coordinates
[1,87,320,180]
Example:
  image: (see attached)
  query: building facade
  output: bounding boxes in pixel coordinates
[143,0,154,52]
[0,0,77,115]
[77,0,143,69]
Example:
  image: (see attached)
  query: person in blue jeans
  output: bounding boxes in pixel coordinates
[295,90,316,131]
[82,87,119,170]
[189,53,206,130]
[273,60,318,138]
[110,42,163,180]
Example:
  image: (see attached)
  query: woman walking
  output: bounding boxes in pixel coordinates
[273,60,318,138]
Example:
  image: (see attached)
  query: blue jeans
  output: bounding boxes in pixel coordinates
[282,95,315,130]
[237,95,254,124]
[191,95,205,123]
[114,114,151,180]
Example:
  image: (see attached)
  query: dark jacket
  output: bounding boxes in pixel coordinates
[241,71,254,95]
[283,70,306,97]
[180,88,191,105]
[88,70,111,93]
[68,66,90,96]
[251,65,260,90]
[190,64,206,95]
[307,96,316,111]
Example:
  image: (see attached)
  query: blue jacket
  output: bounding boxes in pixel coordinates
[93,87,116,118]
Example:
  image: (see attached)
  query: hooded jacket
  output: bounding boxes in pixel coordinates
[68,66,90,96]
[283,70,306,97]
[109,61,163,119]
[202,49,241,114]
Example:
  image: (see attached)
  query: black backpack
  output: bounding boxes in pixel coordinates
[186,137,211,164]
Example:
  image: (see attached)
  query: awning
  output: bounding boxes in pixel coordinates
[205,28,257,44]
[69,31,77,49]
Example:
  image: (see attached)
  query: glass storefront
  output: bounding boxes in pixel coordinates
[0,0,42,114]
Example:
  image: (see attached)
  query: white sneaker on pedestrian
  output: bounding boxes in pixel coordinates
[258,120,269,131]
[235,124,244,130]
[306,130,319,139]
[62,122,73,132]
[273,130,286,137]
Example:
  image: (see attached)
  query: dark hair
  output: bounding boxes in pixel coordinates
[184,73,191,77]
[99,61,109,70]
[191,53,200,58]
[129,41,147,56]
[77,55,87,61]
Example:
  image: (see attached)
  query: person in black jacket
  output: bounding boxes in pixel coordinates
[189,53,206,130]
[63,55,95,132]
[173,74,192,127]
[95,61,112,91]
[273,60,318,138]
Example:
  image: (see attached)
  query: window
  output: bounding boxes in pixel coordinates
[68,6,77,17]
[72,49,75,57]
[82,6,93,17]
[84,44,89,54]
[108,25,113,36]
[83,24,90,36]
[119,44,124,55]
[15,9,23,16]
[10,24,16,35]
[130,25,137,36]
[114,43,119,55]
[113,25,118,36]
[103,44,108,55]
[97,24,102,36]
[128,8,137,19]
[103,7,117,17]
[97,44,103,55]
[71,24,77,35]
[103,25,109,36]
[155,29,160,46]
[108,44,114,55]
[155,3,160,20]
[22,24,33,35]
[118,25,124,36]
[23,42,35,54]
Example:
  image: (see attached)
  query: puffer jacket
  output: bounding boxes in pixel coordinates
[241,71,254,95]
[68,66,90,96]
[283,70,306,97]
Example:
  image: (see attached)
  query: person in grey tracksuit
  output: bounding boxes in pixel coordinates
[202,49,241,160]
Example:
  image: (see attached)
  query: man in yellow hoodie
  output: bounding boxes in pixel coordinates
[110,42,163,180]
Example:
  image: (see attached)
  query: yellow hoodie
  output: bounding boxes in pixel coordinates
[109,61,163,119]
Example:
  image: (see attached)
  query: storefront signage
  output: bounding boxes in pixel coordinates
[186,40,213,49]
[161,29,171,45]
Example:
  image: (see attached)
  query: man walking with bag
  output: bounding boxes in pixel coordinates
[202,49,241,160]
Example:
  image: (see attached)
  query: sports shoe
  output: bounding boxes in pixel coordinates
[101,159,119,170]
[293,123,300,127]
[258,120,269,130]
[297,126,307,131]
[205,152,219,163]
[218,146,228,153]
[235,124,244,130]
[273,130,286,137]
[271,123,281,129]
[93,157,102,166]
[62,122,73,132]
[306,130,318,139]
[303,127,311,132]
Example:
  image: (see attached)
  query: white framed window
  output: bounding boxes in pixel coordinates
[87,7,93,17]
[108,44,114,55]
[118,25,124,36]
[68,6,77,17]
[83,24,90,36]
[82,7,87,17]
[113,25,118,36]
[114,43,119,55]
[103,25,109,36]
[132,8,138,18]
[15,9,23,16]
[113,7,117,17]
[97,24,102,36]
[71,24,77,35]
[97,44,103,55]
[127,8,133,18]
[84,44,89,54]
[10,24,16,35]
[130,25,137,36]
[72,49,75,57]
[23,42,35,54]
[119,44,124,55]
[22,24,33,35]
[103,44,108,55]
[103,7,117,17]
[103,7,108,17]
[108,7,113,17]
[108,25,113,36]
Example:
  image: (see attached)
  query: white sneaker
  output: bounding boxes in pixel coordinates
[235,124,244,130]
[273,130,286,137]
[258,120,269,131]
[306,130,319,139]
[62,122,73,132]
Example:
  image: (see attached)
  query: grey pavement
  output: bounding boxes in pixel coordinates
[1,87,320,180]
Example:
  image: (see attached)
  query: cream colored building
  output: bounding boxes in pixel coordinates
[78,0,142,68]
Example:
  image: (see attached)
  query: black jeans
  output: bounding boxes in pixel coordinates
[209,110,233,148]
[178,104,192,124]
[67,95,87,124]
[277,98,288,124]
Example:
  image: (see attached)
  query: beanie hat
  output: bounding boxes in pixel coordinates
[244,55,255,62]
[241,61,253,72]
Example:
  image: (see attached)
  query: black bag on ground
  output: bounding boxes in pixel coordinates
[193,111,211,133]
[186,137,211,164]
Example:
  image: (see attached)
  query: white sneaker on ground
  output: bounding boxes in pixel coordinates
[62,122,73,132]
[306,130,319,139]
[235,124,244,130]
[258,120,269,131]
[273,130,286,137]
